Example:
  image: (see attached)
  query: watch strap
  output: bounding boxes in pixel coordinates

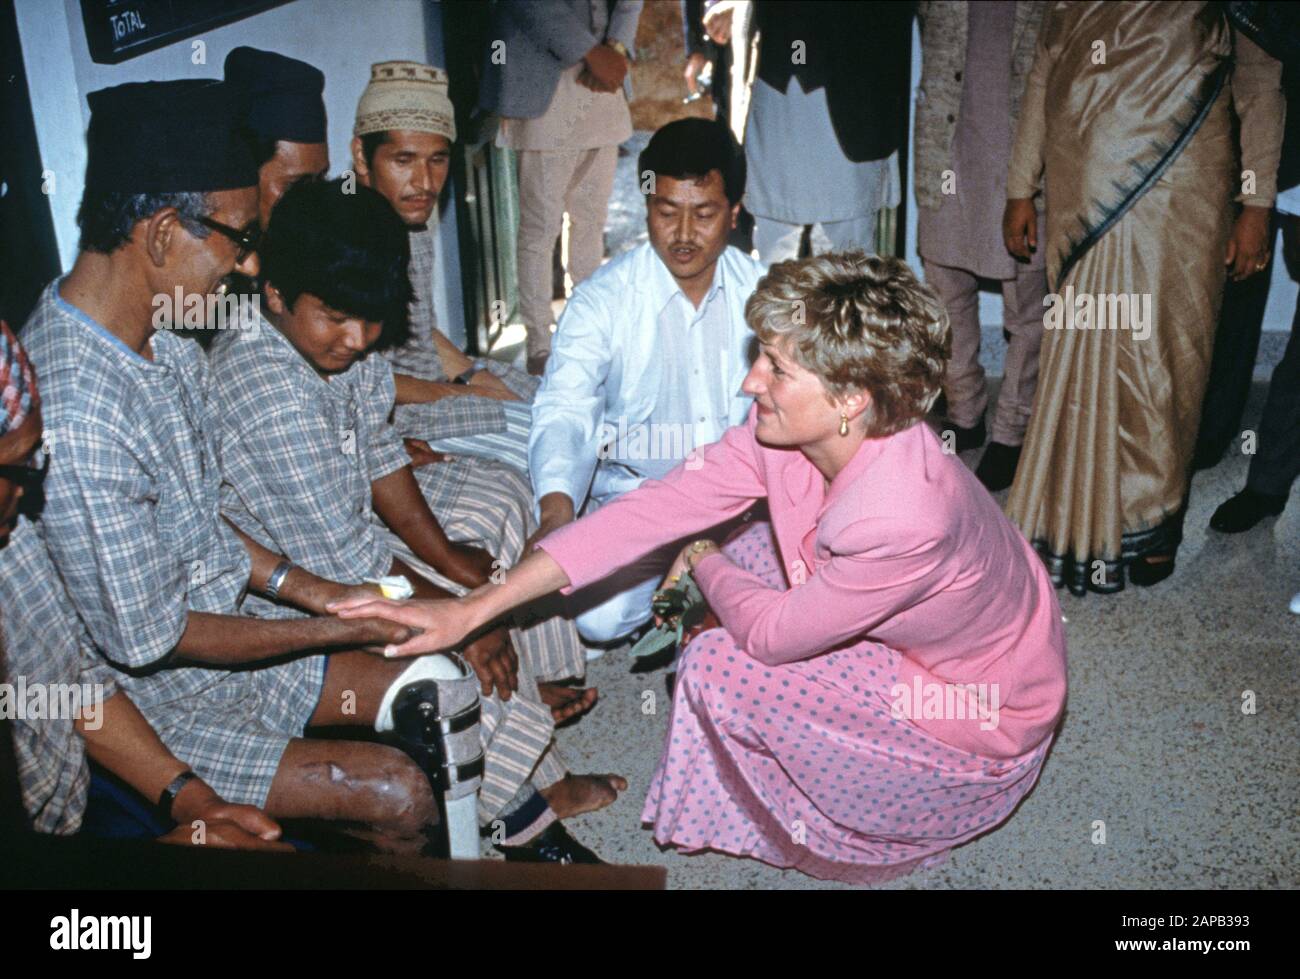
[158,770,199,820]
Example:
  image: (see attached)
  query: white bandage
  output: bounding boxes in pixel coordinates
[364,574,414,599]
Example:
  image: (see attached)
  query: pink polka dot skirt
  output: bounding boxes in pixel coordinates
[640,521,1052,885]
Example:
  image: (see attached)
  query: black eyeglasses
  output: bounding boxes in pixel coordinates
[0,447,49,488]
[196,216,261,264]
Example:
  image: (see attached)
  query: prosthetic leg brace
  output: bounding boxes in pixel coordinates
[375,654,484,859]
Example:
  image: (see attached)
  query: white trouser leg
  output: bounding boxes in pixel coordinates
[753,215,804,268]
[816,213,879,254]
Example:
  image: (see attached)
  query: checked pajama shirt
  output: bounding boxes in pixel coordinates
[20,282,325,808]
[210,318,572,822]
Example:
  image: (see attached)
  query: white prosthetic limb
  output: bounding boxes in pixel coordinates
[375,654,483,859]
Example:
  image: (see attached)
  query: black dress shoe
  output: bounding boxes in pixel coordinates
[975,441,1022,491]
[1128,552,1177,587]
[942,415,986,453]
[1209,488,1286,533]
[498,822,603,864]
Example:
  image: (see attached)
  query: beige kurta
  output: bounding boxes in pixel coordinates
[1004,1,1283,592]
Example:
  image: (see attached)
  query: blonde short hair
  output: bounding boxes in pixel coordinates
[745,250,951,437]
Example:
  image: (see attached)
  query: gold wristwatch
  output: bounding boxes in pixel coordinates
[606,39,631,61]
[685,539,717,572]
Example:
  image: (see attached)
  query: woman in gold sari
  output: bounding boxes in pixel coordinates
[1002,1,1283,595]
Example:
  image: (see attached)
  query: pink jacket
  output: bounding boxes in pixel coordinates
[540,410,1068,759]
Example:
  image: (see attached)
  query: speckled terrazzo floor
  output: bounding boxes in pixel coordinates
[533,381,1298,889]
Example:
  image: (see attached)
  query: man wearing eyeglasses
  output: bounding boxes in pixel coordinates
[18,81,468,853]
[0,320,289,849]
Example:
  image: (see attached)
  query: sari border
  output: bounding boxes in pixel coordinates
[1027,501,1187,596]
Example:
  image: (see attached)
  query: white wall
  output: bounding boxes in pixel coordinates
[905,22,1295,337]
[14,0,465,345]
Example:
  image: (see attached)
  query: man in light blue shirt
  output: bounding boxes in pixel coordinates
[528,119,763,643]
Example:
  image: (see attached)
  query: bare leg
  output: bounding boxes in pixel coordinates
[264,738,438,854]
[310,652,625,821]
[540,774,628,818]
[308,650,407,727]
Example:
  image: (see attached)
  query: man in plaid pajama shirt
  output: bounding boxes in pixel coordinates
[0,321,286,847]
[212,178,623,858]
[350,62,593,683]
[21,80,500,855]
[354,61,538,478]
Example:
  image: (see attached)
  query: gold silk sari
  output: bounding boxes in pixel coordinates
[1004,1,1282,593]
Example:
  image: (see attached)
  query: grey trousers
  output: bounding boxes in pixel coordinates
[923,258,1048,446]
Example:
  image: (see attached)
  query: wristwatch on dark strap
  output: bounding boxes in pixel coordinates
[158,770,200,820]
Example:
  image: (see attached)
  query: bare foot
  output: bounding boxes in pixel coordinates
[538,682,598,724]
[540,774,628,819]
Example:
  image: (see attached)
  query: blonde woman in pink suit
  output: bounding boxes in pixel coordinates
[330,252,1068,884]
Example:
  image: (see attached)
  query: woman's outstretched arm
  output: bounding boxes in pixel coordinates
[328,545,571,658]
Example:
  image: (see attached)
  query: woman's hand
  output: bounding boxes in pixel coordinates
[462,625,519,701]
[328,595,478,658]
[1002,198,1038,260]
[654,539,719,625]
[1225,205,1273,281]
[679,539,720,577]
[657,543,694,596]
